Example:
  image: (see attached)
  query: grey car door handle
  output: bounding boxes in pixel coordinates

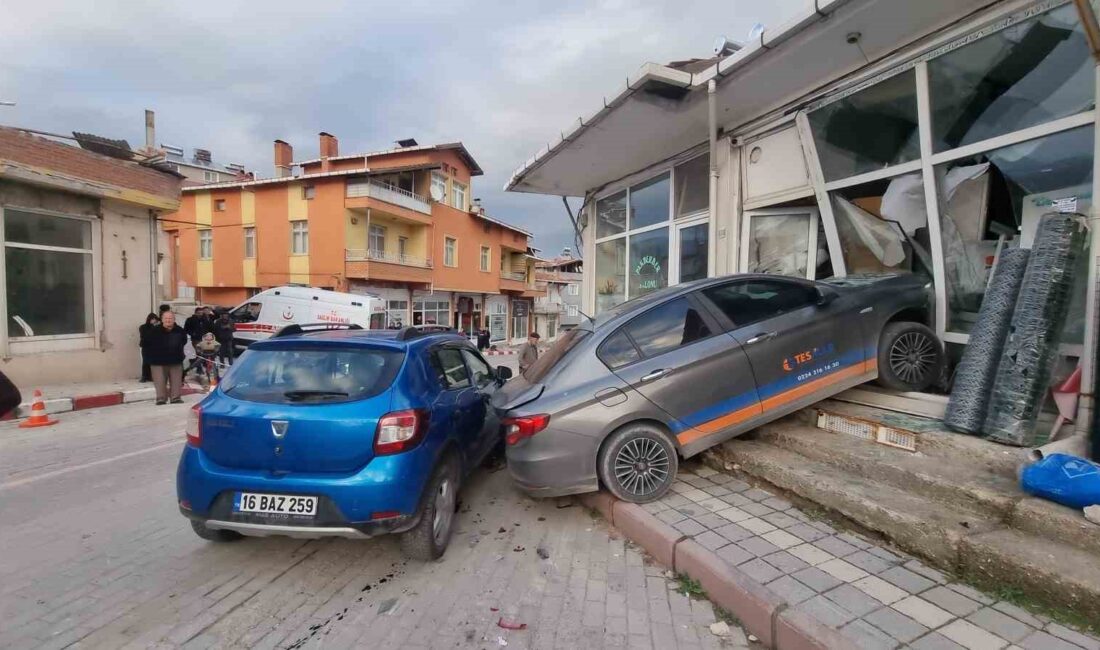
[640,369,668,382]
[745,332,776,345]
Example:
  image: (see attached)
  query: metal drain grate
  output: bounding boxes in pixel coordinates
[817,411,875,441]
[816,410,918,453]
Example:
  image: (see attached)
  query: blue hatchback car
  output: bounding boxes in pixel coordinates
[177,324,512,560]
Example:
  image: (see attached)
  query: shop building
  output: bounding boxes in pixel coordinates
[533,249,584,340]
[165,134,541,339]
[0,125,182,385]
[507,0,1100,427]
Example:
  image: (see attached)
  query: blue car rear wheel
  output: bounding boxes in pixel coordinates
[400,456,460,561]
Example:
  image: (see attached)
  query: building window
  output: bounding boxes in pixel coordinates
[512,301,529,339]
[291,221,309,255]
[369,224,386,254]
[398,236,408,260]
[480,245,490,272]
[198,229,213,260]
[243,227,255,258]
[214,199,226,211]
[204,170,218,183]
[444,236,457,267]
[595,238,626,313]
[385,299,408,328]
[413,299,450,326]
[430,172,447,202]
[675,155,709,217]
[928,4,1093,153]
[303,185,316,200]
[452,181,467,210]
[3,208,95,338]
[807,69,920,182]
[567,304,579,317]
[567,283,579,296]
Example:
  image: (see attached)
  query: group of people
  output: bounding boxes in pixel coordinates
[138,305,235,404]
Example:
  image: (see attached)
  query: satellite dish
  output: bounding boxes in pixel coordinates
[429,184,444,202]
[748,23,765,41]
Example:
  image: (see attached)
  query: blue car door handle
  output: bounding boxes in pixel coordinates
[640,369,668,382]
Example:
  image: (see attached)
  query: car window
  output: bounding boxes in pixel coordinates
[231,302,262,323]
[702,280,818,327]
[524,328,591,383]
[598,330,641,369]
[219,346,404,404]
[430,348,471,389]
[621,297,712,359]
[461,349,494,387]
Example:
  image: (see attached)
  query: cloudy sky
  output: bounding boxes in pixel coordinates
[0,0,800,255]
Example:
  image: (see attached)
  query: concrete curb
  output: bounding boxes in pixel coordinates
[579,491,851,650]
[11,385,205,420]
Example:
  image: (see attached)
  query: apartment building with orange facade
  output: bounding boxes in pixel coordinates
[162,134,542,343]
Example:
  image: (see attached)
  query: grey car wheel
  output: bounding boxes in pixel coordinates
[598,423,678,504]
[876,322,943,392]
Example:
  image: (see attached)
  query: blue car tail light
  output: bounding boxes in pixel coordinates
[374,408,429,455]
[186,405,202,447]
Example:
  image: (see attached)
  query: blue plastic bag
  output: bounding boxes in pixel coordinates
[1020,453,1100,510]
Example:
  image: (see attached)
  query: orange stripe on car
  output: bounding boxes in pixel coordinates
[676,361,867,446]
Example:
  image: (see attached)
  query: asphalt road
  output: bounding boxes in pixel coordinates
[0,381,744,650]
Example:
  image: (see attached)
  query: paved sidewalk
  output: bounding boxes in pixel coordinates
[642,462,1100,649]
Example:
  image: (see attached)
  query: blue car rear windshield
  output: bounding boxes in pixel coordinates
[220,346,405,404]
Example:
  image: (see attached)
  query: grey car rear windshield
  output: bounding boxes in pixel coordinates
[220,347,405,404]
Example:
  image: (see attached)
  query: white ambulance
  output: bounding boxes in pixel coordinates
[228,286,387,351]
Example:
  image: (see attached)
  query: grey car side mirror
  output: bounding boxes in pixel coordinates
[817,287,839,306]
[496,366,514,382]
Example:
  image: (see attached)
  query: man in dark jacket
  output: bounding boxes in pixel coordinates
[145,311,189,404]
[213,313,235,366]
[184,307,205,344]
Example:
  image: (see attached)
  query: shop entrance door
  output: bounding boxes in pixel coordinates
[674,218,709,285]
[739,208,820,280]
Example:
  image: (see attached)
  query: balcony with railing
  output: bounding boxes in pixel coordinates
[345,248,433,284]
[346,179,432,216]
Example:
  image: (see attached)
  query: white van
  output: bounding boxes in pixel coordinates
[228,286,387,351]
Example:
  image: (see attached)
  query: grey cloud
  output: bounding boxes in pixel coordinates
[0,0,801,255]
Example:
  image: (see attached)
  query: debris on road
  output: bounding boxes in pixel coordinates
[497,636,508,646]
[537,516,546,521]
[498,526,507,533]
[709,621,730,637]
[512,545,525,552]
[536,546,550,560]
[1086,505,1100,525]
[497,617,527,630]
[748,633,759,643]
[377,598,398,615]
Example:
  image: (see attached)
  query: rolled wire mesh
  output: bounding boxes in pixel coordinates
[983,213,1086,447]
[943,248,1030,434]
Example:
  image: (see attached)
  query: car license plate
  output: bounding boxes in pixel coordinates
[234,492,317,516]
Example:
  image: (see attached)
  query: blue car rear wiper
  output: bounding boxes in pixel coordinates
[283,390,349,401]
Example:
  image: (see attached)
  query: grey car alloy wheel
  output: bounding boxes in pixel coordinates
[889,331,938,386]
[599,424,679,504]
[614,438,671,497]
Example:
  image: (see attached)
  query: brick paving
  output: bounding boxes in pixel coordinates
[0,398,746,649]
[646,463,1100,649]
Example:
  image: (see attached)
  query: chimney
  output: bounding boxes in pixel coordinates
[274,139,293,178]
[319,132,338,159]
[561,247,572,259]
[144,110,155,151]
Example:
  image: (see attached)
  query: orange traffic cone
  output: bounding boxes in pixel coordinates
[19,389,58,428]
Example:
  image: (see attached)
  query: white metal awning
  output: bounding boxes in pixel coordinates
[506,0,998,196]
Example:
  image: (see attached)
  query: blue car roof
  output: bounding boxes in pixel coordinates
[250,328,467,352]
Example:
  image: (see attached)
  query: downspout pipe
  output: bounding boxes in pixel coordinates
[707,79,719,277]
[1073,0,1100,443]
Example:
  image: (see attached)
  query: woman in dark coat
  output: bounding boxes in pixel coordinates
[145,311,189,404]
[138,313,159,382]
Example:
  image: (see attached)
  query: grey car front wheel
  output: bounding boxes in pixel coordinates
[598,424,679,504]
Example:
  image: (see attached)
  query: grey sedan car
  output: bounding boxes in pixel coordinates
[494,273,941,503]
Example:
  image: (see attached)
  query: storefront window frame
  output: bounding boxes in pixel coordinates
[0,205,102,357]
[590,151,710,312]
[796,1,1097,345]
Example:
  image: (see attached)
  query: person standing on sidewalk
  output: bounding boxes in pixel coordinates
[518,331,540,376]
[213,311,235,367]
[0,369,20,418]
[138,312,159,382]
[146,311,188,405]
